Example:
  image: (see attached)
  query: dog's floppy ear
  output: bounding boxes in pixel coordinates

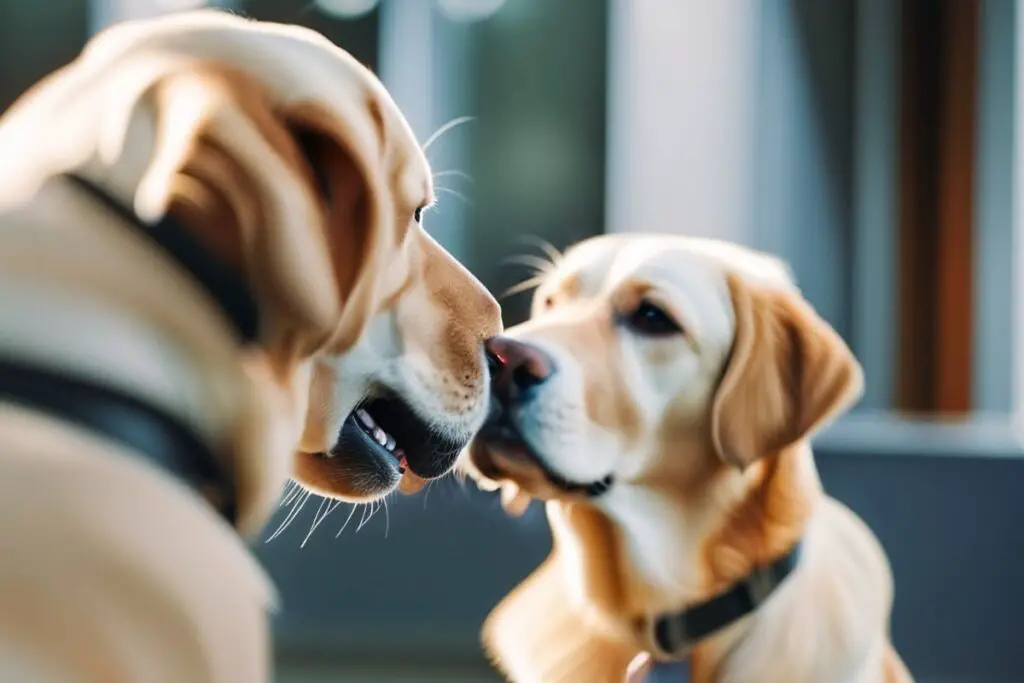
[107,61,393,365]
[92,62,397,532]
[710,273,863,469]
[281,99,394,354]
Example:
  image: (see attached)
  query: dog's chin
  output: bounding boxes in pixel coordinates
[471,423,615,502]
[468,439,560,504]
[294,418,403,502]
[294,388,471,502]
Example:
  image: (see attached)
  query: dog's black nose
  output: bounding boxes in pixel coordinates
[485,336,555,401]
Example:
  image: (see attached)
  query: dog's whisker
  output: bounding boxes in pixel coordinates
[423,479,437,510]
[501,274,548,300]
[363,501,377,529]
[367,500,383,527]
[514,235,564,266]
[311,495,334,528]
[502,254,556,273]
[335,503,360,538]
[278,491,312,539]
[281,480,303,507]
[382,495,391,539]
[372,499,385,528]
[370,499,384,527]
[422,115,475,154]
[301,497,343,548]
[266,491,309,543]
[432,169,474,184]
[267,491,306,541]
[434,186,473,207]
[356,502,373,533]
[278,482,293,508]
[300,496,329,548]
[355,503,368,532]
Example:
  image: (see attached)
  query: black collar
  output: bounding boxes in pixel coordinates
[649,541,803,658]
[0,358,238,523]
[0,172,265,525]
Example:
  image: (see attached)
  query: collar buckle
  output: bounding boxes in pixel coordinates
[648,611,693,661]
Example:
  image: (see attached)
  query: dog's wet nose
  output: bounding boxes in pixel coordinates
[485,336,554,398]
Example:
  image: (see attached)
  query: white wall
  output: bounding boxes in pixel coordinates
[605,0,760,244]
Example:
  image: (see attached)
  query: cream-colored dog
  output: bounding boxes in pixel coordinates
[0,10,499,683]
[466,235,912,683]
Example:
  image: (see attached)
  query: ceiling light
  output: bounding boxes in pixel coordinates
[315,0,381,19]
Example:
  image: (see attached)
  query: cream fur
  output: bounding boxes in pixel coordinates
[468,234,912,683]
[0,10,500,683]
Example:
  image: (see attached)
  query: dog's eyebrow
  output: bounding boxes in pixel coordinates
[643,281,703,345]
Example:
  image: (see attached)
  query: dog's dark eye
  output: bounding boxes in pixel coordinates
[626,301,681,337]
[414,206,424,223]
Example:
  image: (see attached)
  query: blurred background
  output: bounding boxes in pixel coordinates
[4,0,1024,681]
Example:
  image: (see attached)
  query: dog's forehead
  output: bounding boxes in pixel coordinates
[555,235,796,347]
[562,234,795,294]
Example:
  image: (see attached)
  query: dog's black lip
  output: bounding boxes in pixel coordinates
[477,419,614,497]
[337,388,466,480]
[305,415,402,500]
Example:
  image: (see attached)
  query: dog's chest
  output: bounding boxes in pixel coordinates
[601,487,708,604]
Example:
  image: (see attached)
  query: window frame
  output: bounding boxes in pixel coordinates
[604,0,1024,454]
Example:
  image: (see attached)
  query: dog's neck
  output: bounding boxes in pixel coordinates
[0,167,295,534]
[0,181,239,442]
[0,60,310,531]
[555,443,823,677]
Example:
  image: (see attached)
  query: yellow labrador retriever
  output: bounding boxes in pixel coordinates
[466,235,912,683]
[0,10,499,683]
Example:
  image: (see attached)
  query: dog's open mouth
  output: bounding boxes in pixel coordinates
[346,406,407,470]
[296,388,470,502]
[323,389,465,481]
[475,419,614,498]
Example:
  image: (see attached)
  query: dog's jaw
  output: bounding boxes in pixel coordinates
[298,303,493,501]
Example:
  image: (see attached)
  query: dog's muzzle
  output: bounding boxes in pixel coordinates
[478,336,614,498]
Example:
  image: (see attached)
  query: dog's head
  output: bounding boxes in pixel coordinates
[294,227,503,502]
[0,11,500,524]
[467,232,862,550]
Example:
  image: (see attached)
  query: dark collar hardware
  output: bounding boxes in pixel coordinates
[649,541,803,659]
[0,359,237,523]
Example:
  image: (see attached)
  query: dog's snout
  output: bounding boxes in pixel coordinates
[486,337,554,399]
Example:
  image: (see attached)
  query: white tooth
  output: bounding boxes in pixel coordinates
[356,409,376,429]
[385,434,396,451]
[373,428,387,446]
